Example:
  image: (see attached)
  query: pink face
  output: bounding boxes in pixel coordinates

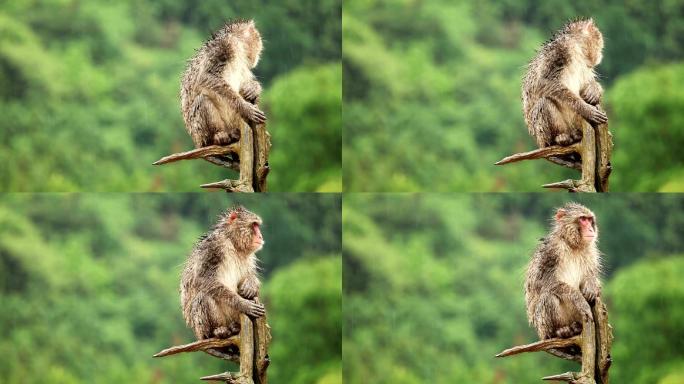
[252,222,264,250]
[579,216,596,241]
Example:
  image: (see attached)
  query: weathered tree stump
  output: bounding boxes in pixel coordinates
[496,296,613,384]
[154,298,272,383]
[154,120,271,193]
[495,116,612,192]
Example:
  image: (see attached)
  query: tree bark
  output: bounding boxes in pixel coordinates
[496,297,612,383]
[495,116,612,192]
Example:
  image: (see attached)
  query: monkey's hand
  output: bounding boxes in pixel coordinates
[240,81,262,104]
[581,104,608,125]
[242,102,267,124]
[580,82,603,106]
[238,276,260,299]
[239,298,266,318]
[581,279,601,304]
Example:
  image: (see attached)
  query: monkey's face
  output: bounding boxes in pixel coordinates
[554,203,598,248]
[578,215,596,242]
[251,222,264,252]
[224,206,264,255]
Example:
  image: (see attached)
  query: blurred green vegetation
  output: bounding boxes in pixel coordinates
[0,0,341,192]
[343,194,684,383]
[0,193,341,383]
[343,0,684,192]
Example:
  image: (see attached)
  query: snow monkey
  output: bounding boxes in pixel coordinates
[180,19,266,165]
[180,206,265,344]
[525,202,601,340]
[522,18,608,148]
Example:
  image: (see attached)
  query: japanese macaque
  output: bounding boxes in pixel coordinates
[525,203,601,340]
[523,18,608,148]
[180,206,265,342]
[180,19,266,165]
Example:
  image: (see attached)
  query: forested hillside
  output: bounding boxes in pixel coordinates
[343,194,684,383]
[0,1,341,192]
[0,194,342,383]
[343,0,684,191]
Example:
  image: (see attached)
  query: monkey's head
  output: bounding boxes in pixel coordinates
[552,202,597,249]
[565,18,604,67]
[220,206,264,255]
[229,19,263,68]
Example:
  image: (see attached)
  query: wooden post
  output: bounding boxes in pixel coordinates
[495,110,612,192]
[154,298,271,383]
[496,297,613,383]
[153,121,271,192]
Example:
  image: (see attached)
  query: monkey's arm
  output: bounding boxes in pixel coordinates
[200,68,266,124]
[547,281,593,318]
[548,84,607,125]
[240,79,262,104]
[580,81,603,106]
[207,281,265,318]
[580,277,601,303]
[238,274,260,299]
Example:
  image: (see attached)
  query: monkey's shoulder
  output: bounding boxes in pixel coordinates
[532,238,562,268]
[528,39,571,80]
[191,234,227,266]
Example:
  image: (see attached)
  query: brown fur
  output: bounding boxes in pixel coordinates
[522,18,608,148]
[180,19,266,164]
[180,206,265,342]
[525,203,602,340]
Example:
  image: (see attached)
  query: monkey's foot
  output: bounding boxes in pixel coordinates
[201,179,254,193]
[554,134,577,146]
[556,322,582,338]
[213,324,240,339]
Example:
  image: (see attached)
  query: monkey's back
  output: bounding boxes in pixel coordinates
[524,238,559,324]
[522,37,571,137]
[179,30,243,148]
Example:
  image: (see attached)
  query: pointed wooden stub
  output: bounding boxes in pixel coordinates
[153,336,239,358]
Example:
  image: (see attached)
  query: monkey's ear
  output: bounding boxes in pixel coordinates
[555,208,567,221]
[228,212,238,224]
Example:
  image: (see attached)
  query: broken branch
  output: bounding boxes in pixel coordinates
[153,144,240,166]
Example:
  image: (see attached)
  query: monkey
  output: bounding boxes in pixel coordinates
[525,202,601,342]
[180,206,266,346]
[522,18,608,149]
[180,19,266,166]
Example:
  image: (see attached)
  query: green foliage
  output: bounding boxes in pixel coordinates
[608,257,684,384]
[0,0,341,192]
[343,194,684,383]
[608,64,684,191]
[343,0,684,192]
[266,256,342,383]
[266,64,342,191]
[0,194,341,383]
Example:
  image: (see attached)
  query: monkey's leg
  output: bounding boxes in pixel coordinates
[189,295,222,340]
[531,97,581,152]
[189,94,241,169]
[535,292,579,339]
